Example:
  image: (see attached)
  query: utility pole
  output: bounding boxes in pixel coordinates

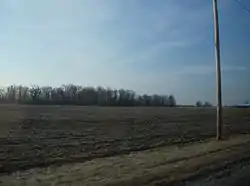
[213,0,223,140]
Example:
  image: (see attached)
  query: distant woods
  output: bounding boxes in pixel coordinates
[196,101,212,107]
[0,85,177,107]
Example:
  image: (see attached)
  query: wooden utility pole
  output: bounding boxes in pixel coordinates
[213,0,223,140]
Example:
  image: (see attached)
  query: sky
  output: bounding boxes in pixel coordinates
[0,0,250,105]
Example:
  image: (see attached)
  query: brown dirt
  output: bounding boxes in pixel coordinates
[1,134,250,186]
[0,105,250,173]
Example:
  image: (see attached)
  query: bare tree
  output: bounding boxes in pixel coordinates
[196,101,203,107]
[0,84,177,107]
[29,85,41,101]
[168,95,176,107]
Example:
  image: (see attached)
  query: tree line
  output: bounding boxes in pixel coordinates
[196,101,212,107]
[0,85,176,107]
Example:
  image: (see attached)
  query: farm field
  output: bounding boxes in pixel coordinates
[0,104,250,173]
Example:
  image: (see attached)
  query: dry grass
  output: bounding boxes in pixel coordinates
[0,104,250,173]
[1,134,250,186]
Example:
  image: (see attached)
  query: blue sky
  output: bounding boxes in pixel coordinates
[0,0,250,105]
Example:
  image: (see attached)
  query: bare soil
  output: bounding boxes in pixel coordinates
[1,134,250,186]
[0,105,250,173]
